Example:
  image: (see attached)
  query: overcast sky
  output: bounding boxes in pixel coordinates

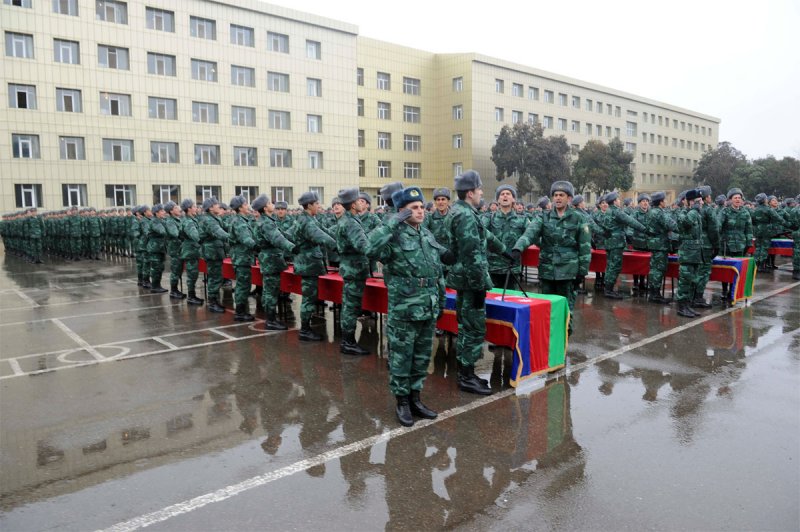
[277,0,800,161]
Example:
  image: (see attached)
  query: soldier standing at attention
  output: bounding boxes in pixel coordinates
[357,192,380,235]
[28,208,44,264]
[163,201,186,300]
[752,192,784,272]
[67,206,82,261]
[446,170,509,396]
[293,191,337,341]
[379,182,404,220]
[199,197,230,313]
[336,188,371,356]
[366,186,444,426]
[179,199,204,306]
[251,194,295,330]
[511,181,591,336]
[485,184,529,288]
[717,188,754,302]
[692,185,719,308]
[228,195,257,322]
[629,193,651,295]
[598,191,647,299]
[85,208,102,260]
[147,204,169,294]
[138,206,152,288]
[676,189,706,318]
[645,192,678,304]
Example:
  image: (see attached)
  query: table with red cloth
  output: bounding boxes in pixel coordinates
[667,255,756,303]
[521,246,651,275]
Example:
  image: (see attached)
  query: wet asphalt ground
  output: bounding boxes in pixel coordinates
[0,251,798,531]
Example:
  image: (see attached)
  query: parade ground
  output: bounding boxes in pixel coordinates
[0,253,798,531]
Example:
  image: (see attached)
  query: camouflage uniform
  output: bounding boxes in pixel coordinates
[483,209,528,287]
[598,203,646,296]
[694,201,720,305]
[292,210,336,323]
[646,204,678,300]
[336,211,370,337]
[163,213,183,295]
[718,206,753,257]
[752,202,784,269]
[199,212,230,307]
[137,214,151,285]
[254,213,295,315]
[180,212,202,301]
[676,203,705,314]
[229,212,257,316]
[147,214,168,291]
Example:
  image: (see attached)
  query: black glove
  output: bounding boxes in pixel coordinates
[504,249,521,263]
[440,250,456,265]
[394,208,413,223]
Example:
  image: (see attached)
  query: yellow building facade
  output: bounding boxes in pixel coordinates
[1,0,719,212]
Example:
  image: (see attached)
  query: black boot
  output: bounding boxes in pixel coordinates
[340,331,369,356]
[169,285,186,299]
[648,288,671,304]
[150,282,168,294]
[142,279,151,289]
[395,395,414,427]
[409,390,437,419]
[208,298,226,313]
[299,320,323,341]
[458,364,493,395]
[603,289,624,299]
[691,295,712,309]
[234,304,254,322]
[265,310,288,331]
[187,291,204,305]
[793,270,800,280]
[677,303,698,318]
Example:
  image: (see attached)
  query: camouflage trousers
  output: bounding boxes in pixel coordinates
[70,238,82,258]
[88,237,100,257]
[794,240,800,273]
[136,246,147,281]
[455,289,486,367]
[300,276,319,322]
[754,237,771,265]
[695,249,713,299]
[206,259,223,301]
[340,277,366,333]
[169,254,183,288]
[604,247,624,290]
[387,317,436,396]
[30,238,42,261]
[233,264,251,306]
[260,272,281,313]
[677,263,701,303]
[148,252,165,287]
[184,260,199,293]
[648,250,668,293]
[540,279,575,336]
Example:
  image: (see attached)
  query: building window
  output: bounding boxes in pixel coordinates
[194,144,219,165]
[98,44,129,69]
[358,160,365,177]
[270,149,292,168]
[270,187,291,204]
[453,163,463,177]
[512,83,523,97]
[99,92,131,116]
[56,88,81,112]
[607,103,613,115]
[152,185,179,204]
[267,32,289,53]
[596,101,602,113]
[191,59,217,82]
[102,139,133,161]
[495,107,504,122]
[306,40,321,59]
[232,186,257,202]
[558,93,567,106]
[146,7,174,32]
[404,163,421,180]
[190,16,216,40]
[308,151,323,169]
[231,24,254,47]
[585,98,592,111]
[377,102,391,120]
[377,132,391,150]
[53,0,79,16]
[606,126,612,137]
[403,105,420,123]
[512,110,522,124]
[626,121,637,136]
[495,79,504,93]
[196,185,221,203]
[5,0,32,6]
[147,52,176,76]
[357,98,364,117]
[528,86,539,100]
[377,161,391,178]
[231,106,255,127]
[571,120,580,132]
[231,65,255,87]
[62,183,88,207]
[377,72,391,90]
[615,127,620,138]
[192,101,218,123]
[557,118,567,131]
[357,129,365,147]
[357,68,364,86]
[452,77,463,92]
[592,124,600,136]
[404,134,421,152]
[59,136,85,160]
[234,146,257,167]
[8,84,36,109]
[403,77,420,95]
[269,110,290,130]
[615,106,622,117]
[96,0,127,24]
[306,78,321,97]
[542,116,553,129]
[54,39,80,64]
[267,71,289,92]
[585,123,592,135]
[12,134,40,158]
[571,95,580,108]
[308,187,324,204]
[452,105,463,120]
[544,90,554,103]
[147,97,176,120]
[6,32,34,58]
[528,113,539,125]
[150,141,178,163]
[15,184,43,208]
[307,114,322,133]
[104,184,135,207]
[452,134,463,149]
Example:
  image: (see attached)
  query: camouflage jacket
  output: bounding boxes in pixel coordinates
[198,213,229,261]
[229,213,256,267]
[677,206,704,264]
[628,208,650,250]
[718,206,753,254]
[359,211,381,236]
[254,214,294,275]
[646,207,678,251]
[421,208,451,247]
[336,211,369,280]
[137,217,151,250]
[292,211,335,277]
[483,209,528,274]
[365,218,445,321]
[179,215,201,260]
[85,216,102,238]
[163,215,182,256]
[513,208,591,280]
[699,203,720,251]
[598,205,647,250]
[147,217,166,253]
[751,204,784,238]
[445,199,505,291]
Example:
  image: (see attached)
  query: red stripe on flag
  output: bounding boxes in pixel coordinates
[529,300,551,374]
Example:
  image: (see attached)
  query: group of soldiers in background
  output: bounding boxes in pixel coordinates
[2,176,799,426]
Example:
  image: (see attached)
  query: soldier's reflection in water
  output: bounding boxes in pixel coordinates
[383,379,582,530]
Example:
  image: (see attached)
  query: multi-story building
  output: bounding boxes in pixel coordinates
[1,0,719,212]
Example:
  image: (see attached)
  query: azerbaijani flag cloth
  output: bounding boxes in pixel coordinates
[713,257,756,302]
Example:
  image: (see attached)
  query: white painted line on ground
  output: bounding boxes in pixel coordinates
[12,289,40,308]
[209,328,236,340]
[7,358,24,376]
[51,319,106,361]
[152,337,179,350]
[0,293,166,312]
[100,280,800,532]
[0,303,184,328]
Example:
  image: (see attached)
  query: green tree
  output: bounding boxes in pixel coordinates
[606,137,635,192]
[571,137,634,194]
[491,122,571,198]
[693,141,748,194]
